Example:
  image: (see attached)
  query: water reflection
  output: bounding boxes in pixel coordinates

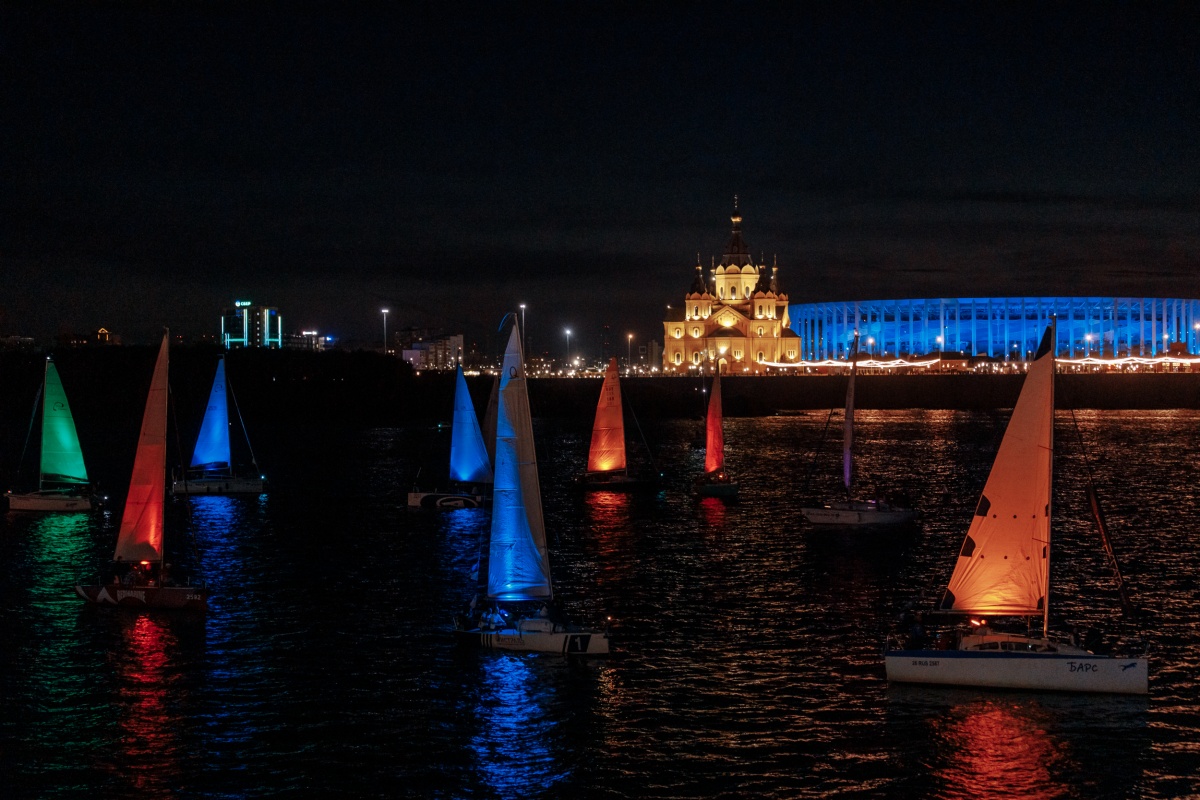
[888,688,1150,800]
[469,655,566,798]
[23,512,95,611]
[931,699,1067,799]
[110,614,186,798]
[696,495,727,529]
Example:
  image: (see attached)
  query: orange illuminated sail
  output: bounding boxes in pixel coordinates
[114,334,169,564]
[586,358,626,474]
[941,326,1054,617]
[704,372,724,473]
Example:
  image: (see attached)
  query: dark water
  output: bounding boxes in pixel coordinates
[3,410,1199,799]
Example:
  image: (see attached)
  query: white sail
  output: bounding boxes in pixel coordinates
[941,326,1055,618]
[487,326,552,601]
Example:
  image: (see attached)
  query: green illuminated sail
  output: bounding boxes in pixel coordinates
[40,361,89,487]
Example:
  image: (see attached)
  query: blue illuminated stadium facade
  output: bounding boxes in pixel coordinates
[789,297,1200,361]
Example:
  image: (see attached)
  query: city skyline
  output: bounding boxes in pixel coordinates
[4,4,1197,350]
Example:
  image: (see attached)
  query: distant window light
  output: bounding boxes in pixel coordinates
[731,286,738,299]
[674,352,682,364]
[757,351,764,362]
[693,352,701,364]
[692,327,700,337]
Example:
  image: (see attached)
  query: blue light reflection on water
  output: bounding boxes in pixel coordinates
[468,655,564,797]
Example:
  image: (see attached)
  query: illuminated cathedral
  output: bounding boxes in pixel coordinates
[662,202,799,374]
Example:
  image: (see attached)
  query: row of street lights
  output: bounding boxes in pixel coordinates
[379,303,639,367]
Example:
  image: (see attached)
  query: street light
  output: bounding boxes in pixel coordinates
[627,333,633,369]
[565,328,571,367]
[381,308,389,354]
[519,303,526,338]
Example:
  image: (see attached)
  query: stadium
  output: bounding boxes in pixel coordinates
[789,297,1200,362]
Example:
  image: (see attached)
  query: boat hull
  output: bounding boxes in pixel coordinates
[171,477,264,495]
[407,490,487,509]
[76,583,208,612]
[576,472,658,492]
[802,502,916,526]
[458,627,610,655]
[885,648,1148,695]
[6,491,98,512]
[695,478,739,498]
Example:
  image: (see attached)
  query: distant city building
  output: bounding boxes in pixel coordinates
[662,202,799,374]
[403,333,464,370]
[789,297,1200,360]
[94,327,122,345]
[0,335,36,350]
[283,330,332,351]
[221,300,282,349]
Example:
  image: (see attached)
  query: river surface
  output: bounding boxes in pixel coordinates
[2,409,1198,799]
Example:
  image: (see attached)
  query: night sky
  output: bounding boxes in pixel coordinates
[3,3,1197,355]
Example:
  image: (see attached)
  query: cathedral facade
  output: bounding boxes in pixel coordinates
[662,204,799,375]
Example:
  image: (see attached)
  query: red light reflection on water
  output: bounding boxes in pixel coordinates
[697,496,727,528]
[112,614,184,797]
[932,700,1069,800]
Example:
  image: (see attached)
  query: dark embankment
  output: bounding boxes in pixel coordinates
[3,347,1198,492]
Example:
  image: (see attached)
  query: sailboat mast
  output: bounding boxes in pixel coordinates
[1044,321,1056,639]
[844,333,859,495]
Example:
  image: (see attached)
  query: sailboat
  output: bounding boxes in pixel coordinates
[6,358,100,512]
[408,364,494,508]
[453,322,610,654]
[885,325,1147,694]
[171,355,264,495]
[577,357,657,491]
[801,333,916,526]
[76,334,208,611]
[694,371,738,497]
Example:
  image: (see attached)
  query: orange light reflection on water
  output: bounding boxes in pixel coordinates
[584,491,632,587]
[931,700,1072,800]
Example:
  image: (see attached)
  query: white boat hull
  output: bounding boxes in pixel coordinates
[803,501,916,526]
[885,648,1148,695]
[6,491,97,512]
[457,618,610,655]
[171,477,264,495]
[407,490,487,509]
[76,583,208,612]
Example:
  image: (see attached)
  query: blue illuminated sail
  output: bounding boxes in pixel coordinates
[191,357,231,469]
[448,365,493,485]
[487,326,552,601]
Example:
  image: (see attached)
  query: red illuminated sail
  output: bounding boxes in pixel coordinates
[704,372,725,473]
[586,358,626,474]
[114,334,169,563]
